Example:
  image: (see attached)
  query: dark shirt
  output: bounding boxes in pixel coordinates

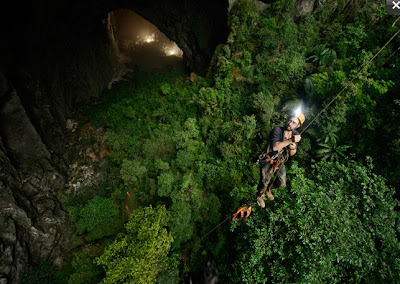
[268,127,299,158]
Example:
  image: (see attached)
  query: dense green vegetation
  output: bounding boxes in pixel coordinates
[21,0,400,283]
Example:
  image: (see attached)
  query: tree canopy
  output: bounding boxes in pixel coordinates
[96,205,174,284]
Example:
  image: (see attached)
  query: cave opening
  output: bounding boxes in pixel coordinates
[106,9,186,73]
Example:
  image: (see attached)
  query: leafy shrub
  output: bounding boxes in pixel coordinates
[19,262,71,284]
[68,196,121,242]
[96,205,174,284]
[68,246,103,284]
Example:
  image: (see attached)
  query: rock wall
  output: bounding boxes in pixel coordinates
[0,75,67,283]
[0,1,114,282]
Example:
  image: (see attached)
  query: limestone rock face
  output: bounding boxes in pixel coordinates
[295,0,316,17]
[0,78,67,283]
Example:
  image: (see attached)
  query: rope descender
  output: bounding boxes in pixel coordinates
[231,205,252,221]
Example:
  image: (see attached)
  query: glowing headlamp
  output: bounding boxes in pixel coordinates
[293,105,302,118]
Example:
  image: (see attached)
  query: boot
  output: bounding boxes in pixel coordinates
[266,190,274,201]
[257,196,265,208]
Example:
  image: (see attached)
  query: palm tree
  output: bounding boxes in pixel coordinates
[316,132,351,161]
[306,46,337,67]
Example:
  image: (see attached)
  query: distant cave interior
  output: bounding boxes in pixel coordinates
[107,9,186,73]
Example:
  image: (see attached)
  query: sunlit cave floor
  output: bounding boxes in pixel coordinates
[119,41,187,73]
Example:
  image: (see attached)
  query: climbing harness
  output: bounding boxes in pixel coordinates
[257,149,281,164]
[257,152,285,198]
[257,139,290,166]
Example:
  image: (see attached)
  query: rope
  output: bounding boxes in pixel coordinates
[200,215,232,242]
[300,17,400,135]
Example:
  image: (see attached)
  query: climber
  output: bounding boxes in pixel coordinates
[256,111,305,208]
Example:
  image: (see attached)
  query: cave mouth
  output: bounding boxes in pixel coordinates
[107,9,186,73]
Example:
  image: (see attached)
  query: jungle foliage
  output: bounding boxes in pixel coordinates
[22,0,400,283]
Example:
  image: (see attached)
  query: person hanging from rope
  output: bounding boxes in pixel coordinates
[256,111,305,208]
